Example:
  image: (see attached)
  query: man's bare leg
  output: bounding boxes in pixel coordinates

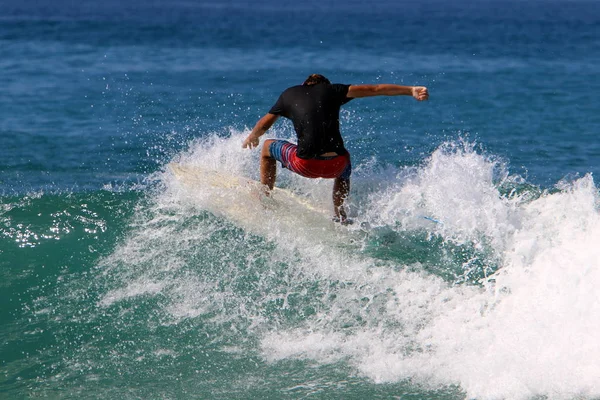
[333,177,350,223]
[260,139,277,190]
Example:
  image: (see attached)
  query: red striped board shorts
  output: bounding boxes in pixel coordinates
[269,140,351,179]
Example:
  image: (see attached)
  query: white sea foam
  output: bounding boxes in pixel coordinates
[243,135,598,400]
[100,131,600,399]
[363,140,522,249]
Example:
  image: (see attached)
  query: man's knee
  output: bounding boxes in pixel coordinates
[262,139,275,158]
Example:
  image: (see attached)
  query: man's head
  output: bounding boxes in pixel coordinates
[302,74,330,86]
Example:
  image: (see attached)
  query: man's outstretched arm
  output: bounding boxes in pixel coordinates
[347,84,429,101]
[243,113,279,148]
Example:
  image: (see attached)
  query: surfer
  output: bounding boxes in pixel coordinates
[243,74,429,223]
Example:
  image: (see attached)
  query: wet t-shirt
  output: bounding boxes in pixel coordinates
[268,83,353,159]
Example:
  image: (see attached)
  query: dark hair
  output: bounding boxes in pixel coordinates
[302,74,331,86]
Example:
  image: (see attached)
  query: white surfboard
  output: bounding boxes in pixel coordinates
[168,163,349,243]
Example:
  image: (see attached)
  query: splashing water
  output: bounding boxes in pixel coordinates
[71,132,600,400]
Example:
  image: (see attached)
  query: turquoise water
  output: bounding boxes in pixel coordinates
[2,1,600,399]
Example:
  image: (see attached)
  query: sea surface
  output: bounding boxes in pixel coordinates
[1,0,599,399]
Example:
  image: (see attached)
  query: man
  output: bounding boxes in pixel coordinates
[243,74,429,224]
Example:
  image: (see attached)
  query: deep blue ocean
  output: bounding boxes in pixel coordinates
[2,1,600,399]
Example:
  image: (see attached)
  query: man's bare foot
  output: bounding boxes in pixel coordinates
[332,216,354,225]
[248,182,276,209]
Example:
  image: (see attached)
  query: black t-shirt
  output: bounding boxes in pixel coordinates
[268,83,353,159]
